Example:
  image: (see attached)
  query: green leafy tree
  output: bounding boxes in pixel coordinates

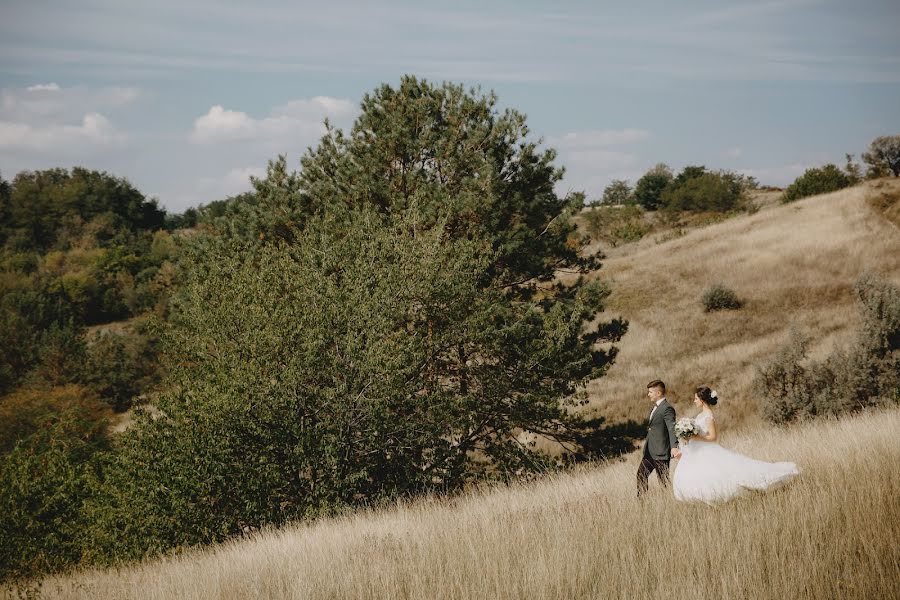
[2,168,165,252]
[0,407,108,582]
[672,165,707,187]
[782,164,852,202]
[86,78,626,563]
[600,179,633,205]
[861,135,900,178]
[661,170,747,212]
[633,163,673,211]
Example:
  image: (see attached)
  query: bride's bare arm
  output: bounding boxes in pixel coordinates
[694,415,718,442]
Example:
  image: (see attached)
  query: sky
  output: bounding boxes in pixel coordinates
[1,0,898,212]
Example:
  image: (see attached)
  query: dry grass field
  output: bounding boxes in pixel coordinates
[28,406,900,600]
[13,181,898,600]
[578,179,900,429]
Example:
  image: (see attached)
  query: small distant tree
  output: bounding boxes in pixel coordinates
[844,154,863,184]
[782,164,851,202]
[601,179,633,205]
[634,163,673,211]
[861,135,900,178]
[673,165,707,187]
[661,170,747,212]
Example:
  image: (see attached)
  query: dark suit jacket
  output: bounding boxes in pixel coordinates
[642,399,679,461]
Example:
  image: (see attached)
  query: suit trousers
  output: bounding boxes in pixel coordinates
[636,454,670,496]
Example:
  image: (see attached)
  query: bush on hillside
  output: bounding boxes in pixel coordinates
[662,170,748,212]
[633,164,673,211]
[862,134,900,178]
[701,284,743,312]
[599,179,633,205]
[756,274,900,423]
[782,164,852,202]
[583,205,650,247]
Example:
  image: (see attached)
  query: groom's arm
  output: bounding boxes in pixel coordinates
[663,405,679,449]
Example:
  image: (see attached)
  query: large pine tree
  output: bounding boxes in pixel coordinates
[89,77,627,562]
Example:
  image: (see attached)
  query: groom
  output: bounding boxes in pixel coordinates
[637,379,680,497]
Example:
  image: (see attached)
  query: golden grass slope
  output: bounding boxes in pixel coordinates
[32,406,900,600]
[580,179,900,428]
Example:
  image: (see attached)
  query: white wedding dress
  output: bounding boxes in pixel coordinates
[673,412,799,503]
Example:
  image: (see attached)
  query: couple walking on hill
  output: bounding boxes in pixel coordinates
[638,379,799,503]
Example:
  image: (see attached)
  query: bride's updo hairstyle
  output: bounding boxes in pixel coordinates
[696,386,718,406]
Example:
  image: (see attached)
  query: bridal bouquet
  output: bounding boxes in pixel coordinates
[675,417,698,440]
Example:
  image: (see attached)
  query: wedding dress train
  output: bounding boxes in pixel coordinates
[673,412,799,503]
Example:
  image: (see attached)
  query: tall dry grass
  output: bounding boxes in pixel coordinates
[27,407,900,600]
[578,179,900,428]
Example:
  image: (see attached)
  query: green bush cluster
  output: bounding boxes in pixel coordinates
[630,164,755,213]
[701,284,744,312]
[782,164,852,202]
[582,205,651,247]
[756,274,900,423]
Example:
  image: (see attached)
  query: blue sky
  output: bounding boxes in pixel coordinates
[1,0,898,211]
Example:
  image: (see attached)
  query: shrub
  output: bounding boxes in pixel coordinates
[782,164,852,202]
[582,205,650,247]
[701,284,743,312]
[599,179,633,205]
[0,399,108,582]
[756,274,900,423]
[662,170,748,213]
[0,384,109,455]
[633,164,673,211]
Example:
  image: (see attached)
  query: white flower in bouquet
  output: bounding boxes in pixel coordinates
[674,417,698,440]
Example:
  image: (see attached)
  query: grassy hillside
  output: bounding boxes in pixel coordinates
[577,179,900,429]
[30,406,900,600]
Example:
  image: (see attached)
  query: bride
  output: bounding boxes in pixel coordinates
[673,386,800,503]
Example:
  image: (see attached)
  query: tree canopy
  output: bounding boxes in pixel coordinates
[88,77,627,561]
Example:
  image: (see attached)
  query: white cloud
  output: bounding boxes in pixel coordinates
[0,84,141,122]
[26,82,60,92]
[223,165,266,190]
[195,165,267,200]
[190,96,355,144]
[0,112,125,151]
[551,128,651,149]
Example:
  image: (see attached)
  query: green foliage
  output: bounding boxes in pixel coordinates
[82,78,626,564]
[701,284,743,312]
[294,76,598,289]
[82,328,161,411]
[599,179,633,205]
[0,400,108,582]
[672,165,707,187]
[861,135,900,178]
[583,205,650,247]
[87,204,623,562]
[0,168,183,395]
[1,168,165,252]
[633,164,673,211]
[661,170,748,212]
[0,384,109,455]
[757,274,900,423]
[782,164,852,202]
[844,154,863,184]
